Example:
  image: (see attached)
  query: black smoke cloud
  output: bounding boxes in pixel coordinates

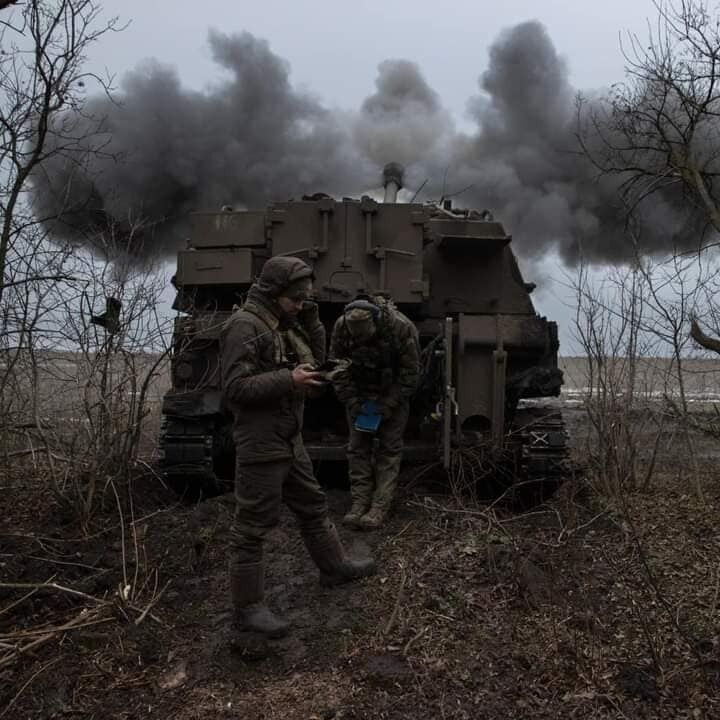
[34,31,375,255]
[31,21,702,264]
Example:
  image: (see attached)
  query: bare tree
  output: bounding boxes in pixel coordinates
[0,0,120,305]
[45,232,171,524]
[577,0,720,235]
[574,0,720,451]
[1,226,173,525]
[569,238,720,500]
[570,258,667,494]
[0,3,177,524]
[0,0,119,462]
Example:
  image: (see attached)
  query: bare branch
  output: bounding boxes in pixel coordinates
[690,316,720,352]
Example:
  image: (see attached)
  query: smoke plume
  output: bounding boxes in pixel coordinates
[31,21,706,264]
[353,59,453,170]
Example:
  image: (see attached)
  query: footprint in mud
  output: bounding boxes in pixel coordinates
[364,653,413,687]
[201,607,330,669]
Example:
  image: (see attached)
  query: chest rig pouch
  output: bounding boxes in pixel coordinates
[243,300,317,369]
[342,301,399,392]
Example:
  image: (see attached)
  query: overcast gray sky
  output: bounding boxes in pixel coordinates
[83,0,663,353]
[91,0,658,113]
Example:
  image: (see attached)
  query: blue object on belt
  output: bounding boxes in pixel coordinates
[354,399,382,433]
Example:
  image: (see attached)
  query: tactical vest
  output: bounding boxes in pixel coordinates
[340,305,400,392]
[242,300,317,368]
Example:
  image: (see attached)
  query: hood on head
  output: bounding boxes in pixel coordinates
[256,256,314,298]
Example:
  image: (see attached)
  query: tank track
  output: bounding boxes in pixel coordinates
[510,405,571,504]
[158,416,233,498]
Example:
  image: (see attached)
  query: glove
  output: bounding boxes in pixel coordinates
[297,301,320,330]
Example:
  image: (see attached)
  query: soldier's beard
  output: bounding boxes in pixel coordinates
[276,304,300,328]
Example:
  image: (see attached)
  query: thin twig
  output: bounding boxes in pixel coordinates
[135,458,169,491]
[403,625,427,656]
[384,563,407,636]
[0,587,39,618]
[0,581,106,605]
[109,480,129,597]
[0,656,62,719]
[132,579,170,626]
[0,614,113,670]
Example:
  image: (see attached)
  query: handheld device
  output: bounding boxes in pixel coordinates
[314,359,341,372]
[354,399,382,433]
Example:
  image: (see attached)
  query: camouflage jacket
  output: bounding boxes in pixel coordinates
[220,285,325,464]
[330,298,420,414]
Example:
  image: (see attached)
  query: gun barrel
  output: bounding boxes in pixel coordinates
[382,162,405,203]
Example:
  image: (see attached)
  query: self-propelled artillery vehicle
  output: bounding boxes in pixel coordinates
[159,163,568,496]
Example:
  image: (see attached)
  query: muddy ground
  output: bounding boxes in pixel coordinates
[2,409,720,719]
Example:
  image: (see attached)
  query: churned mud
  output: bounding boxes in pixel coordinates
[2,415,720,719]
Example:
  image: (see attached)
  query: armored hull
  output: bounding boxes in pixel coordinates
[159,164,568,497]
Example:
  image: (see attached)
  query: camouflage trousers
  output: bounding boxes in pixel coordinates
[346,401,409,514]
[231,438,331,565]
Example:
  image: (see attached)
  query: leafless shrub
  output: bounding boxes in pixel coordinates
[566,234,720,692]
[0,2,178,525]
[569,241,720,500]
[1,1,121,306]
[1,226,172,524]
[574,0,720,491]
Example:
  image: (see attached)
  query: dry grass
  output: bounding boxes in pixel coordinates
[1,418,719,719]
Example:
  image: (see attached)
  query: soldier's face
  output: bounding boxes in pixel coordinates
[347,324,376,343]
[278,287,312,316]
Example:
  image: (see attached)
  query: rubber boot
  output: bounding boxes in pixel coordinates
[357,505,388,530]
[346,422,374,527]
[229,561,289,639]
[342,500,370,528]
[358,454,399,529]
[303,524,377,587]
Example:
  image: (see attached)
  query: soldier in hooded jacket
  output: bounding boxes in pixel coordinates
[220,256,376,641]
[330,295,420,529]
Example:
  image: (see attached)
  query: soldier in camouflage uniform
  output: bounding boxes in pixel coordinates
[330,296,420,530]
[220,257,376,641]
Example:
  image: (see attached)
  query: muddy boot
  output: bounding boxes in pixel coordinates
[358,449,399,530]
[346,423,374,527]
[342,501,369,528]
[357,505,388,530]
[303,524,377,587]
[229,561,289,639]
